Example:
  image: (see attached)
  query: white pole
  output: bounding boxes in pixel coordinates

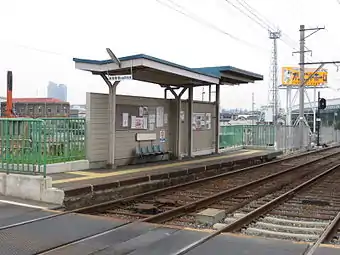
[287,87,292,125]
[313,87,317,133]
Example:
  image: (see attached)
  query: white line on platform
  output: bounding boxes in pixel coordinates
[0,199,47,210]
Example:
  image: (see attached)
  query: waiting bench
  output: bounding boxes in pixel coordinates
[135,144,170,162]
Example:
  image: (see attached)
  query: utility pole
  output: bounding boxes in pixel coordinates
[294,24,340,149]
[298,25,306,149]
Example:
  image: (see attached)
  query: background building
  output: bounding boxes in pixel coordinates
[70,104,86,118]
[47,82,67,101]
[0,97,6,116]
[1,98,70,118]
[291,98,340,130]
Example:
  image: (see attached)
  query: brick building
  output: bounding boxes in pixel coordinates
[0,98,70,118]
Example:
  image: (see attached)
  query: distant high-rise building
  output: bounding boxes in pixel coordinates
[47,82,67,101]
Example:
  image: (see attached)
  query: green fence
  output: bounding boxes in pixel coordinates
[220,125,275,149]
[42,118,85,163]
[0,118,85,176]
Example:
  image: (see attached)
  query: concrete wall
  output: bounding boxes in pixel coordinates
[115,95,171,166]
[179,101,215,157]
[86,92,216,167]
[0,173,64,205]
[86,93,109,168]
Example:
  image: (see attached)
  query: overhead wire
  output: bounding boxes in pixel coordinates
[224,0,270,31]
[236,0,277,30]
[155,0,268,52]
[234,0,276,31]
[224,0,316,62]
[0,39,72,59]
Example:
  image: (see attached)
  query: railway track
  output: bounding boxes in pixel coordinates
[165,154,340,229]
[303,209,340,255]
[0,146,340,255]
[0,147,335,233]
[171,158,340,255]
[233,164,340,242]
[80,147,340,225]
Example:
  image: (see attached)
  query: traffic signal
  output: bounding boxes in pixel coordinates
[318,98,326,110]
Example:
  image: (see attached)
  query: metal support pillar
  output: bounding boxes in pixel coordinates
[313,87,317,133]
[298,25,306,149]
[317,91,321,146]
[108,85,117,168]
[208,85,212,102]
[188,87,193,157]
[286,87,292,125]
[215,84,220,154]
[169,87,187,160]
[100,74,119,168]
[164,88,168,99]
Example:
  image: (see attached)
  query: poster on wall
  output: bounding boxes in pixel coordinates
[149,123,155,131]
[122,113,129,127]
[180,111,185,123]
[205,113,211,130]
[143,106,148,116]
[138,106,148,116]
[149,114,156,124]
[156,106,164,127]
[131,116,146,129]
[143,116,148,129]
[138,107,144,117]
[164,113,168,125]
[160,129,166,143]
[192,113,206,130]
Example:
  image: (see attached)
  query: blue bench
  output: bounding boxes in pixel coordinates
[135,144,169,161]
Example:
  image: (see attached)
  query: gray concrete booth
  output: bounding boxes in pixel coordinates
[73,53,263,168]
[87,93,219,167]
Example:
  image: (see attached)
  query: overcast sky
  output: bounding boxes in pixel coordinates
[0,0,340,110]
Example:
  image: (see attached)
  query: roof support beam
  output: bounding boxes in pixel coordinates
[100,73,120,169]
[215,84,220,154]
[168,86,187,159]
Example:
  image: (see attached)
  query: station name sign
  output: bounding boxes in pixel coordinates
[107,74,133,82]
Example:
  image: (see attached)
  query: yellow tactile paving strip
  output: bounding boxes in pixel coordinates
[52,150,261,185]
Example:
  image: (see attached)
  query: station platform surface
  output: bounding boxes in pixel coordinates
[0,200,338,255]
[51,149,280,192]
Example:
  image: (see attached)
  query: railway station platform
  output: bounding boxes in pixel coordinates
[0,201,338,255]
[49,149,281,208]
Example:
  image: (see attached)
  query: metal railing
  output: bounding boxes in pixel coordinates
[219,125,275,149]
[0,118,85,176]
[219,125,311,152]
[42,118,85,163]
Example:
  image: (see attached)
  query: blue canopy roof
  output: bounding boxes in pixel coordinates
[73,53,263,84]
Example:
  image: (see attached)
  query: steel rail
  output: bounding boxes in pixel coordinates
[34,148,340,255]
[76,147,340,214]
[303,211,340,255]
[0,146,338,232]
[170,163,340,255]
[139,152,340,223]
[37,159,340,255]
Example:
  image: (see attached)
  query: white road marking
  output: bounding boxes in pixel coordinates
[0,199,47,210]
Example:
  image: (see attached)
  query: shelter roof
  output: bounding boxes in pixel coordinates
[73,53,263,86]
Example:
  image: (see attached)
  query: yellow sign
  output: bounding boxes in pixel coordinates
[281,67,328,86]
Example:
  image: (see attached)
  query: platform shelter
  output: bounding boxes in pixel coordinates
[73,54,262,168]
